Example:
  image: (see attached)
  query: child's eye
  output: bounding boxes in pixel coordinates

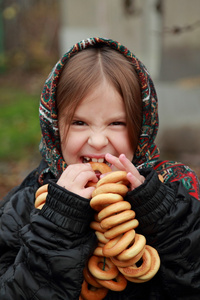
[110,122,126,126]
[72,120,87,126]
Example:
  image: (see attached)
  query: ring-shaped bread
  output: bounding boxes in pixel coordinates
[35,184,48,198]
[100,210,135,230]
[97,171,128,187]
[104,218,139,240]
[96,273,127,291]
[110,247,145,267]
[88,256,119,280]
[116,234,146,261]
[90,221,106,233]
[118,247,152,278]
[136,245,160,281]
[80,280,108,300]
[90,193,124,211]
[102,230,135,257]
[98,201,131,221]
[83,266,102,288]
[35,192,48,208]
[92,183,129,198]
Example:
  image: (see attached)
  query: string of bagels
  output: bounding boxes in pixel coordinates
[35,162,160,300]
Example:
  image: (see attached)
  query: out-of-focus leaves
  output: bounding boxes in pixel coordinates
[2,0,59,72]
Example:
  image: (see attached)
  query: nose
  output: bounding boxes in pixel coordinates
[88,131,108,150]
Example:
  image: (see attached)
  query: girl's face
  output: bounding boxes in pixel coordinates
[59,80,134,166]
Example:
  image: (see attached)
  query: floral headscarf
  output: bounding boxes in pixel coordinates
[38,37,199,200]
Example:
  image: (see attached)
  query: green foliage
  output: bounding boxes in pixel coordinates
[0,87,41,160]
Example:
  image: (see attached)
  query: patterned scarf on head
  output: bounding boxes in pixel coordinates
[38,37,200,200]
[38,37,159,184]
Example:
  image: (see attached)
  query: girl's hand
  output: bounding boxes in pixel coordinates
[105,153,145,191]
[57,163,98,199]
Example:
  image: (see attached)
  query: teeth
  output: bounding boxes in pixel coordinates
[98,158,104,163]
[83,157,105,163]
[84,157,90,162]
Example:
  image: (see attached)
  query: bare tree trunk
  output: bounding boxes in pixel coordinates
[142,0,163,80]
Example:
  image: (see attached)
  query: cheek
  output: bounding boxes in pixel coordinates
[111,132,133,159]
[60,138,77,164]
[60,133,77,155]
[60,131,87,164]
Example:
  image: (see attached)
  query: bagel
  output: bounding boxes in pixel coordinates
[102,230,135,257]
[80,280,108,300]
[96,273,127,291]
[93,244,105,257]
[35,192,48,209]
[136,245,160,281]
[92,183,129,198]
[37,203,45,210]
[97,171,128,187]
[111,247,145,267]
[116,234,146,261]
[90,193,124,211]
[124,276,146,283]
[88,256,119,280]
[90,162,112,174]
[100,210,135,230]
[82,167,160,295]
[90,221,106,233]
[87,162,112,187]
[83,266,102,288]
[95,231,110,244]
[98,201,131,221]
[104,219,139,240]
[35,184,48,198]
[118,247,152,278]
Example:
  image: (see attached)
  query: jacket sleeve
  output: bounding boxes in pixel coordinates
[0,181,96,300]
[125,168,200,299]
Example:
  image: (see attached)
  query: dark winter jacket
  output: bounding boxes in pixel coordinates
[1,38,200,299]
[1,160,200,299]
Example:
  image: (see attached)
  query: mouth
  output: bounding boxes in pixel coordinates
[81,156,111,166]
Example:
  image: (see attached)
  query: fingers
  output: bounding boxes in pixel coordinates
[57,163,98,198]
[119,154,145,189]
[127,172,144,189]
[105,153,145,190]
[105,153,125,171]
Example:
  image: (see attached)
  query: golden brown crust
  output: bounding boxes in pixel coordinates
[35,184,48,198]
[90,162,112,174]
[97,171,128,187]
[96,273,127,291]
[118,248,152,278]
[88,256,119,280]
[102,230,135,257]
[81,169,160,297]
[80,280,108,300]
[35,192,48,209]
[86,162,112,187]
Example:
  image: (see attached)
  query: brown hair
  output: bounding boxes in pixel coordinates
[56,46,142,151]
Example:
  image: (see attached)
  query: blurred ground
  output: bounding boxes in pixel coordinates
[0,70,42,198]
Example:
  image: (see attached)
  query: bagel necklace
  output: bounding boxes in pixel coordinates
[34,162,160,300]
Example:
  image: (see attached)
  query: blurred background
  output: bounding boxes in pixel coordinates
[0,0,200,197]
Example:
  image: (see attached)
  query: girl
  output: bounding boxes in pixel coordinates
[0,37,200,300]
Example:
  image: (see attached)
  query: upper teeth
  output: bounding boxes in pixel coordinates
[83,157,104,163]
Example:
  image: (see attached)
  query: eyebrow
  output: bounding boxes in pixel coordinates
[72,112,126,120]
